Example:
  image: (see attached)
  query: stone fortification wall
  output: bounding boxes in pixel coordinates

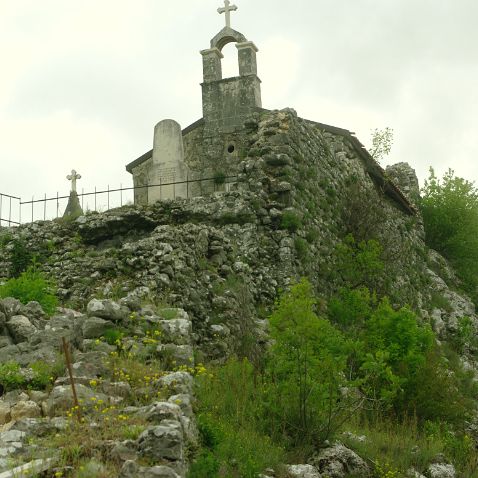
[1,109,475,357]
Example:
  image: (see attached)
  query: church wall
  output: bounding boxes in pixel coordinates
[239,108,427,307]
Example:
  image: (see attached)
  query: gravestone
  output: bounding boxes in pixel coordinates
[148,120,190,202]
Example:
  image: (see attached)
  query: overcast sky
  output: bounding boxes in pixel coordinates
[0,0,477,214]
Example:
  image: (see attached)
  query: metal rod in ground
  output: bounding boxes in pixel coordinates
[61,337,82,420]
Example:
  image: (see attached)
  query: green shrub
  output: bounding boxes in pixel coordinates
[305,228,320,243]
[280,211,302,232]
[407,346,478,426]
[0,362,26,392]
[9,238,33,277]
[449,316,475,353]
[266,279,356,446]
[294,237,308,260]
[343,416,443,476]
[359,299,434,412]
[103,328,124,346]
[0,268,58,315]
[420,168,478,303]
[328,287,374,330]
[29,360,64,390]
[429,291,453,312]
[333,234,384,291]
[213,171,226,185]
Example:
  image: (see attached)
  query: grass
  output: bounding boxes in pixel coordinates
[342,414,478,477]
[189,360,287,478]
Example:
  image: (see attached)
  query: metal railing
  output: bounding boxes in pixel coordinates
[0,193,21,227]
[1,175,238,226]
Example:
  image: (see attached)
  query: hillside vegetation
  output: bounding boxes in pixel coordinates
[1,110,478,477]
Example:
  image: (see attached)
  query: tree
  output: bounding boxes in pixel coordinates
[370,127,394,162]
[266,279,358,444]
[420,168,478,302]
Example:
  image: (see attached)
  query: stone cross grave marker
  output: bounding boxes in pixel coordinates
[67,169,81,193]
[218,0,238,28]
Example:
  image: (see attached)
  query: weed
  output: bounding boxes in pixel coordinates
[280,211,302,232]
[0,268,58,315]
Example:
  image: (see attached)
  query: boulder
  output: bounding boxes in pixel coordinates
[138,420,184,462]
[145,402,182,424]
[10,401,41,421]
[82,317,111,339]
[0,298,22,319]
[111,440,138,462]
[6,315,37,343]
[45,384,108,417]
[158,372,193,396]
[312,443,369,478]
[428,464,456,478]
[86,299,127,322]
[158,317,192,345]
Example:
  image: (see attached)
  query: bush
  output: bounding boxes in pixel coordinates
[103,328,124,346]
[0,362,26,392]
[9,238,33,277]
[294,237,308,260]
[29,359,65,390]
[333,234,384,291]
[266,279,356,446]
[280,211,302,232]
[213,171,226,185]
[420,168,478,302]
[0,268,58,315]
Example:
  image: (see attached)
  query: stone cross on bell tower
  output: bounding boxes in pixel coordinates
[218,0,238,28]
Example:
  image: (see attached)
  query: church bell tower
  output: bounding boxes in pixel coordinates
[200,1,262,134]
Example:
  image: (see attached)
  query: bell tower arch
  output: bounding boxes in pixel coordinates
[200,2,262,133]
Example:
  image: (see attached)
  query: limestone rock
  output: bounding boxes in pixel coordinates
[10,401,41,421]
[86,299,127,322]
[156,344,194,367]
[158,316,192,345]
[119,460,180,478]
[145,402,182,424]
[0,298,22,319]
[311,443,369,478]
[45,384,108,416]
[138,420,184,462]
[82,317,111,339]
[6,315,37,343]
[111,440,138,462]
[286,464,321,477]
[428,463,456,478]
[101,381,132,398]
[158,372,193,396]
[0,403,11,425]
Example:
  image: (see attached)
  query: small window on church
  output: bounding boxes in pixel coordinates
[228,145,235,154]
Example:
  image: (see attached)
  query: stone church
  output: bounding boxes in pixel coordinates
[126,1,415,216]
